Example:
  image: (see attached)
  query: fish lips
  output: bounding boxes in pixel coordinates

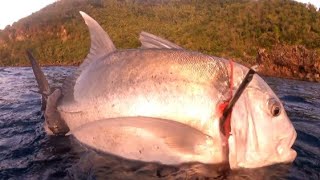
[276,130,297,163]
[228,129,297,169]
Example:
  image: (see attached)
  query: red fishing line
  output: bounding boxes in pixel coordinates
[218,60,233,141]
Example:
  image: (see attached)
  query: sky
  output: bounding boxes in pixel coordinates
[296,0,320,9]
[0,0,319,30]
[0,0,57,30]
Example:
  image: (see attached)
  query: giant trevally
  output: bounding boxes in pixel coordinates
[27,12,297,169]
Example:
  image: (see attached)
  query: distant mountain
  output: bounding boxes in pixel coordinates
[0,0,319,68]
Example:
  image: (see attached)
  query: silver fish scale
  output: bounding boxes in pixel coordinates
[60,49,231,108]
[181,54,231,100]
[148,50,231,101]
[74,49,232,103]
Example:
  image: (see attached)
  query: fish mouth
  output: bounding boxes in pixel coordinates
[276,130,297,163]
[277,148,297,164]
[228,131,297,169]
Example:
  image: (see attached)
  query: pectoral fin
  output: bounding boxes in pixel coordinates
[69,117,214,164]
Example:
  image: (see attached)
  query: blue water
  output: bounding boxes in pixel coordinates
[0,67,319,179]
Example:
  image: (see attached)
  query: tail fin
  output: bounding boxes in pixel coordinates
[26,50,51,110]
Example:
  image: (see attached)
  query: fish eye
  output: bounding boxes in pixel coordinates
[267,98,282,117]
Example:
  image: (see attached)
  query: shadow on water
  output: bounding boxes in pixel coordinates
[65,133,295,179]
[0,67,319,179]
[67,144,294,180]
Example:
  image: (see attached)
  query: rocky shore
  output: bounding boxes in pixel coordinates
[255,45,320,82]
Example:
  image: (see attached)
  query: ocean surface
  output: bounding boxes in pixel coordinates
[0,66,319,180]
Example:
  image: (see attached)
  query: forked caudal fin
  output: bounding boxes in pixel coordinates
[26,50,51,110]
[26,50,69,135]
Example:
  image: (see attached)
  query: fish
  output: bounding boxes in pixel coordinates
[27,11,297,169]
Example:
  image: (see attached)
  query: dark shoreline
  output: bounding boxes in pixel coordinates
[1,65,319,83]
[255,45,320,83]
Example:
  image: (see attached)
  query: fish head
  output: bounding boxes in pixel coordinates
[228,65,297,169]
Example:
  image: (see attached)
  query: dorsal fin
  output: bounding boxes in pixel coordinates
[61,12,116,102]
[79,11,116,64]
[139,31,183,49]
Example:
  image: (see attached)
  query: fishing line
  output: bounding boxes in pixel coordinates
[220,67,256,136]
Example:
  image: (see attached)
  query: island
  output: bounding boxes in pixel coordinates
[0,0,319,82]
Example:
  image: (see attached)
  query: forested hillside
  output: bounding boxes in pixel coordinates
[0,0,319,73]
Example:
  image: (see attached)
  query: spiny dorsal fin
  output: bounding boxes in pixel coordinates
[139,31,183,49]
[61,12,116,103]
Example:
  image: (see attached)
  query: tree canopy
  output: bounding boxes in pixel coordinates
[0,0,319,66]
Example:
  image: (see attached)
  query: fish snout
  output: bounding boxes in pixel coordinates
[276,130,297,162]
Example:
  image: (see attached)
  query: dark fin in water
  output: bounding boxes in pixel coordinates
[139,31,183,49]
[26,50,51,110]
[45,89,70,135]
[61,11,116,103]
